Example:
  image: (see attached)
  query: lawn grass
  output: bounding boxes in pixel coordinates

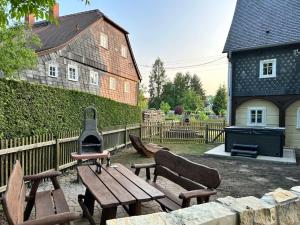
[111,143,217,167]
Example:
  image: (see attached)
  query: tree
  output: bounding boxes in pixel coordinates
[190,74,206,100]
[182,90,204,111]
[161,81,175,109]
[212,85,227,116]
[0,0,89,28]
[160,101,170,114]
[138,86,148,111]
[0,24,41,79]
[173,72,191,106]
[148,58,167,108]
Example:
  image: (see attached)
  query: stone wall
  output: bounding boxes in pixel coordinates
[20,18,139,106]
[107,186,300,225]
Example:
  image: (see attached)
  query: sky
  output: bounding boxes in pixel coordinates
[58,0,237,95]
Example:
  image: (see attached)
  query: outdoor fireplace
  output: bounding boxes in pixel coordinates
[78,106,103,154]
[71,106,109,174]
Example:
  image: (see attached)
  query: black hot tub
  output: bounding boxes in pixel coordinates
[225,126,285,157]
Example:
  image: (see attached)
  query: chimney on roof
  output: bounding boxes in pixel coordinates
[25,14,35,26]
[50,2,59,19]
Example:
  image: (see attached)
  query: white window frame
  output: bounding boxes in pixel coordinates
[124,81,130,93]
[67,64,78,81]
[109,77,116,90]
[48,63,58,78]
[90,70,99,85]
[121,45,127,58]
[259,59,277,78]
[247,107,266,126]
[100,32,108,49]
[297,108,300,129]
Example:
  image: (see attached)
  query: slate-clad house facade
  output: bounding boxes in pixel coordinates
[224,0,300,148]
[22,4,141,106]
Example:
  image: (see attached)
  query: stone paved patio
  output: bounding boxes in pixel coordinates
[1,145,300,225]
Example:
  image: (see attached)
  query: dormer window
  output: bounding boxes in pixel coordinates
[100,33,108,49]
[259,59,276,78]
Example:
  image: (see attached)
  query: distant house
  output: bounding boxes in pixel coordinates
[22,4,141,106]
[224,0,300,148]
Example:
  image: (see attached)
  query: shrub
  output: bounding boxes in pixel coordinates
[0,79,140,139]
[174,105,184,115]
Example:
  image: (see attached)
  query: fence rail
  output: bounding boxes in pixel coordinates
[0,124,141,193]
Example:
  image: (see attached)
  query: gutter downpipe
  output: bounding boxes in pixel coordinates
[227,52,232,125]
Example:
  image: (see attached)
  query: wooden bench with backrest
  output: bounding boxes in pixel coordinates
[131,150,221,211]
[1,160,82,225]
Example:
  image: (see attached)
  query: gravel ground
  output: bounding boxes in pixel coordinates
[1,145,299,224]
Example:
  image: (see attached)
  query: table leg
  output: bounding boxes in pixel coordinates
[84,189,95,216]
[129,201,142,216]
[101,207,117,225]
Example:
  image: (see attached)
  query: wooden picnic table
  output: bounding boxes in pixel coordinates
[77,163,165,225]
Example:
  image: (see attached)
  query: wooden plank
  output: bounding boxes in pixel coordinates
[91,166,135,205]
[52,189,70,213]
[35,190,55,219]
[77,166,119,208]
[114,164,164,200]
[103,166,151,202]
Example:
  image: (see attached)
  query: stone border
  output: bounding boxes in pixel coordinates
[107,186,300,225]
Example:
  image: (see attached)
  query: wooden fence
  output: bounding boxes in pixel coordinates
[141,121,226,144]
[0,121,226,193]
[0,124,141,193]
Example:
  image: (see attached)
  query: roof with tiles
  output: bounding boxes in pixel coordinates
[223,0,300,53]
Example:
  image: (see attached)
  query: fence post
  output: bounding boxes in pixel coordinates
[223,119,226,128]
[124,124,127,148]
[140,123,142,139]
[205,124,209,144]
[160,122,163,143]
[54,137,60,171]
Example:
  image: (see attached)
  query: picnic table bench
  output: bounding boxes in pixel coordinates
[1,160,81,225]
[132,150,221,211]
[77,163,165,225]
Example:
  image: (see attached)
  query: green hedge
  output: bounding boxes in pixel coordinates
[0,79,141,139]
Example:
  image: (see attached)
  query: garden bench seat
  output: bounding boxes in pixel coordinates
[1,160,82,225]
[132,150,221,211]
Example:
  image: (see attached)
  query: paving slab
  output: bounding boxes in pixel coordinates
[205,144,296,164]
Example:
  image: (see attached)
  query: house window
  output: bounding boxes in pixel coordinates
[90,71,99,85]
[248,107,266,126]
[68,64,78,81]
[124,81,130,93]
[259,59,276,78]
[109,77,116,90]
[297,108,300,129]
[121,45,127,58]
[48,64,58,78]
[100,33,108,49]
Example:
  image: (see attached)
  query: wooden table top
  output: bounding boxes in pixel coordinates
[77,163,164,208]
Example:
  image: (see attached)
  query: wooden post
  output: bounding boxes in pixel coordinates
[205,124,209,144]
[139,123,142,139]
[160,122,163,143]
[54,138,60,171]
[124,124,127,148]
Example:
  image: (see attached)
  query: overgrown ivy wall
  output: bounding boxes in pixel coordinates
[0,79,141,139]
